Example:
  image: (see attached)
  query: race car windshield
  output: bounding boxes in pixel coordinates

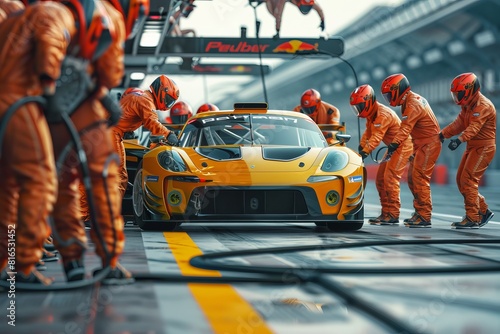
[179,114,327,148]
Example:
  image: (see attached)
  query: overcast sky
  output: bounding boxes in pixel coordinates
[141,0,404,111]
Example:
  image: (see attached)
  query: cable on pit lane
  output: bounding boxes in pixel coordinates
[4,237,500,333]
[189,238,500,275]
[186,237,500,334]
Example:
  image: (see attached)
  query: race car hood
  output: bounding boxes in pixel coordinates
[178,146,326,173]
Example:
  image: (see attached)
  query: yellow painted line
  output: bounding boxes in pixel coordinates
[164,232,273,334]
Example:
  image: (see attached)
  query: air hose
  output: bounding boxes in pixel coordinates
[0,96,115,290]
[0,96,46,159]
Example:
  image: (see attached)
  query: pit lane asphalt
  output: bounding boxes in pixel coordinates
[1,181,499,334]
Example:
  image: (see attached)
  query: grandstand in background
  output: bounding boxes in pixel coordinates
[217,0,500,175]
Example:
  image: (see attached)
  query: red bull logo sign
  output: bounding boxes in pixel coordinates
[273,40,319,54]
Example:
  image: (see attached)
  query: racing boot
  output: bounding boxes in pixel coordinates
[93,262,135,285]
[44,235,56,252]
[64,259,86,282]
[451,216,480,229]
[479,209,494,227]
[403,212,417,223]
[42,249,59,262]
[36,259,47,271]
[369,213,385,224]
[404,213,431,228]
[16,269,53,285]
[378,213,399,225]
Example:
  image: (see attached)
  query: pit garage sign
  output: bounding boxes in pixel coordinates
[158,36,344,58]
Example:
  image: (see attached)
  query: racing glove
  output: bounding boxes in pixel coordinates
[358,145,368,160]
[387,143,399,155]
[165,132,179,146]
[439,132,445,143]
[448,138,462,151]
[319,20,325,31]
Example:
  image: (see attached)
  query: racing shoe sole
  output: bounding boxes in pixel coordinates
[372,220,399,226]
[404,222,431,228]
[451,222,480,229]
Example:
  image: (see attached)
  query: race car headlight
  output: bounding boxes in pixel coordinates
[307,175,339,183]
[158,150,187,172]
[321,151,349,172]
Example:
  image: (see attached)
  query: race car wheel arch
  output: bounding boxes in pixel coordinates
[326,204,364,232]
[132,163,181,231]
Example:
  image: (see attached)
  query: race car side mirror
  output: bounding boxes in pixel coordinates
[336,133,351,144]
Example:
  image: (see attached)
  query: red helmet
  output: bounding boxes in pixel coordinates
[181,0,195,18]
[20,0,113,60]
[450,72,480,106]
[381,73,410,107]
[300,88,321,115]
[107,0,149,39]
[150,75,179,110]
[197,103,219,114]
[350,85,376,118]
[170,101,192,124]
[295,0,314,14]
[62,0,115,60]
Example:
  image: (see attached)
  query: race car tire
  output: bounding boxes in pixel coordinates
[326,221,363,232]
[326,205,364,232]
[132,164,180,231]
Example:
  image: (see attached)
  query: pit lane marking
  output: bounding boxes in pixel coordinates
[163,232,273,334]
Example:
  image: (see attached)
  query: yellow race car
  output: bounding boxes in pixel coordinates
[132,103,366,231]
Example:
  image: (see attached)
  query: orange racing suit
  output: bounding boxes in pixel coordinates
[391,91,442,222]
[441,92,496,222]
[112,90,173,198]
[0,0,23,17]
[0,2,75,276]
[51,1,126,268]
[360,102,412,219]
[294,101,340,145]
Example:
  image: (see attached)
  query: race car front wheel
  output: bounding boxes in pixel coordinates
[132,164,180,231]
[132,166,144,218]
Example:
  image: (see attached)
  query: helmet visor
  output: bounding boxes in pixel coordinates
[165,94,177,108]
[382,92,393,105]
[171,115,189,124]
[350,102,365,117]
[451,90,465,105]
[298,5,313,14]
[301,106,317,115]
[182,5,195,17]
